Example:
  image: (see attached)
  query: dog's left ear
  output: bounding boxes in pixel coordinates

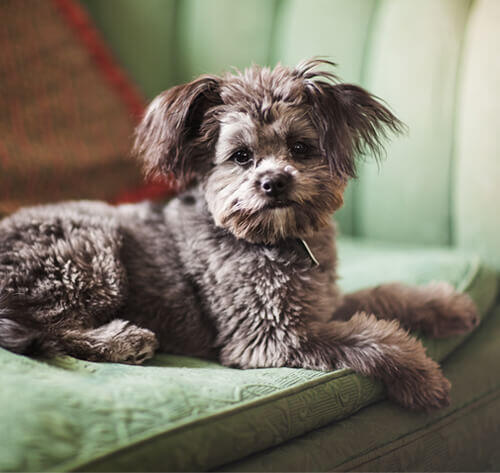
[301,62,404,177]
[133,75,222,181]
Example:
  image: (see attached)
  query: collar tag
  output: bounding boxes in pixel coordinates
[299,238,320,267]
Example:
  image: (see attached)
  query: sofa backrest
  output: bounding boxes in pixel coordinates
[83,0,500,269]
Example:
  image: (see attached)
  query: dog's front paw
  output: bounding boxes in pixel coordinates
[386,362,451,411]
[419,282,479,338]
[107,322,159,365]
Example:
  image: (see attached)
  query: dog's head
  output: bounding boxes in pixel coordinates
[134,59,403,244]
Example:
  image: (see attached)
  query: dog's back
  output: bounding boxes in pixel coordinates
[0,197,222,361]
[0,201,127,355]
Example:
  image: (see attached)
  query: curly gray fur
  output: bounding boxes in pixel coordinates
[0,59,478,410]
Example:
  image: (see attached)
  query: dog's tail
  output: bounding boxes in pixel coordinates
[0,291,59,357]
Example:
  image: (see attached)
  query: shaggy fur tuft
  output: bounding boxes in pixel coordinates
[0,59,477,410]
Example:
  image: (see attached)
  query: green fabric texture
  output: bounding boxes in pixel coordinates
[223,304,500,472]
[0,239,497,472]
[355,0,472,245]
[82,0,179,98]
[176,0,278,80]
[454,0,500,270]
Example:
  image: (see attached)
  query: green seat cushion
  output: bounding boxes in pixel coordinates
[0,238,497,472]
[223,304,500,472]
[222,306,500,471]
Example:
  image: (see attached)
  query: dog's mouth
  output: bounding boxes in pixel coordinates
[261,200,294,210]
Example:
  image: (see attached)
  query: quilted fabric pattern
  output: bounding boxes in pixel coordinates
[0,354,381,472]
[223,306,500,472]
[0,239,496,472]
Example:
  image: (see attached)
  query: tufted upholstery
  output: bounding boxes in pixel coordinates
[83,0,500,271]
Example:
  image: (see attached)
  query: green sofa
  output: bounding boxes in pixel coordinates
[2,0,500,471]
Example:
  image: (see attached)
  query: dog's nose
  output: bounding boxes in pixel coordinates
[260,172,292,198]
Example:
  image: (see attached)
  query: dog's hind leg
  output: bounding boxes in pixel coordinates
[331,282,479,338]
[0,291,159,363]
[56,319,159,364]
[0,202,142,360]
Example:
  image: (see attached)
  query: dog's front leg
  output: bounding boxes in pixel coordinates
[332,282,479,338]
[219,311,450,410]
[305,313,451,410]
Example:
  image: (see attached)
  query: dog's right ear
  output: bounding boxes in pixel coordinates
[133,75,222,181]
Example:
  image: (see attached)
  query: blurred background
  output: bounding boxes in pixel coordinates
[1,0,499,268]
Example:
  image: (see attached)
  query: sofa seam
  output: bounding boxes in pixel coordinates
[448,0,475,248]
[351,0,381,238]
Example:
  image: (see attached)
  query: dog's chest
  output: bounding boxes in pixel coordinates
[167,196,338,344]
[191,232,330,327]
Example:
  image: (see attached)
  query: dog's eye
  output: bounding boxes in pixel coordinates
[291,142,309,156]
[231,148,253,166]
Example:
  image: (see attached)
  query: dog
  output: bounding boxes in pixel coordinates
[0,59,478,410]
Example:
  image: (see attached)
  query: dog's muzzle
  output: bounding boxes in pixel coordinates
[258,165,297,199]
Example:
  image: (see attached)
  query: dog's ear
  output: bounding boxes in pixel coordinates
[299,60,404,177]
[133,75,222,181]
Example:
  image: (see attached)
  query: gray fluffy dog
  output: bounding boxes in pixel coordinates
[0,59,478,410]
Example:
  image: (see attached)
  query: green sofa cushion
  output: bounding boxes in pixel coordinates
[0,238,497,472]
[223,304,500,472]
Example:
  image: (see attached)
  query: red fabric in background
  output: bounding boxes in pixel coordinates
[52,0,144,120]
[52,0,177,204]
